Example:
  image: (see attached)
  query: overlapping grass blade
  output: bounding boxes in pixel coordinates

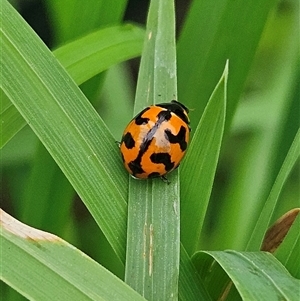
[1,210,146,301]
[125,0,181,299]
[1,1,127,261]
[181,62,227,255]
[193,250,300,300]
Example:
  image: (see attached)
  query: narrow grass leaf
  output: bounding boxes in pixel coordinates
[0,210,146,301]
[125,0,180,300]
[193,250,300,301]
[247,128,300,251]
[1,1,127,261]
[181,61,228,255]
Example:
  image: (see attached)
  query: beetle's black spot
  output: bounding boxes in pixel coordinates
[135,107,151,125]
[150,152,174,172]
[165,126,187,151]
[157,110,172,122]
[127,138,152,175]
[135,116,149,125]
[128,160,145,175]
[122,132,135,149]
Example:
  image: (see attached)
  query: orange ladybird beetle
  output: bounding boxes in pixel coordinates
[119,100,190,182]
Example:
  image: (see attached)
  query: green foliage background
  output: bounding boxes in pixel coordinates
[1,0,299,300]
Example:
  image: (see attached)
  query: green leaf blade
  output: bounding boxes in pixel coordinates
[181,61,228,255]
[194,250,300,301]
[124,0,180,300]
[1,210,146,301]
[1,1,127,261]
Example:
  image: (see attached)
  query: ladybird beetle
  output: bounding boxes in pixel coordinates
[120,100,190,182]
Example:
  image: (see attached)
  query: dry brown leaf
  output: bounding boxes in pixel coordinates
[261,208,300,253]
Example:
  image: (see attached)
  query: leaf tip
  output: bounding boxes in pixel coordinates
[0,209,60,243]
